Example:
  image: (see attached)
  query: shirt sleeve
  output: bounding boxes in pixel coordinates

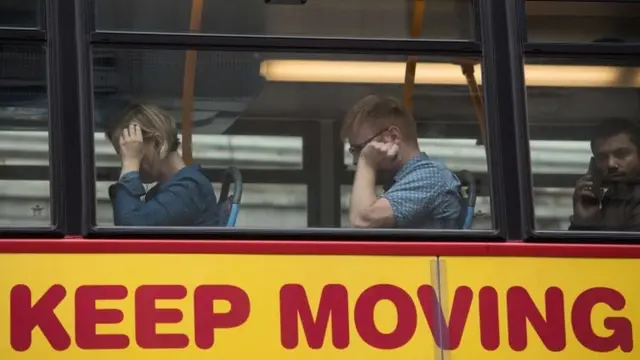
[382,167,449,228]
[108,171,206,226]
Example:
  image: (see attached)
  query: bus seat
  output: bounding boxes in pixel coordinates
[217,166,243,227]
[456,170,477,230]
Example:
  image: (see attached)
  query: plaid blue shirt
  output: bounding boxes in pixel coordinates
[109,165,219,226]
[382,153,462,229]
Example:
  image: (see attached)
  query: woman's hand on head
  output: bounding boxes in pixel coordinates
[119,124,145,166]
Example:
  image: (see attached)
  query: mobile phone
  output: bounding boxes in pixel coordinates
[588,157,602,199]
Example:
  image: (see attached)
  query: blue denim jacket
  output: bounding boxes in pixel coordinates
[108,165,220,226]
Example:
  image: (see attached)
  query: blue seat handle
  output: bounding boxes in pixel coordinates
[218,166,243,227]
[219,166,243,205]
[456,170,477,230]
[456,170,477,207]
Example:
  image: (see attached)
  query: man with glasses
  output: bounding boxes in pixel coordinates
[342,94,462,229]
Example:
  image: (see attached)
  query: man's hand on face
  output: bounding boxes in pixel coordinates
[360,140,400,170]
[119,124,145,167]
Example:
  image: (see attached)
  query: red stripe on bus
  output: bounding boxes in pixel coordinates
[0,239,639,258]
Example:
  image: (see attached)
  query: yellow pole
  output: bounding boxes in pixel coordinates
[461,62,486,144]
[403,0,426,112]
[180,0,204,164]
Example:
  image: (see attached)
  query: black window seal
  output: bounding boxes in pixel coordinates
[88,226,501,241]
[525,43,640,57]
[0,28,45,42]
[91,31,482,56]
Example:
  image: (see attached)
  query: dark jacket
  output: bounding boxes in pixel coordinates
[569,182,640,231]
[109,165,219,226]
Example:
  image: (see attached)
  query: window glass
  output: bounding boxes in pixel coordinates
[526,57,640,231]
[95,0,475,40]
[341,186,492,229]
[0,44,50,226]
[0,0,39,28]
[95,133,302,170]
[526,1,640,43]
[97,182,307,227]
[342,137,492,229]
[94,48,490,230]
[0,181,49,226]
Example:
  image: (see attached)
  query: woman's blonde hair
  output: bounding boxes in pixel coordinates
[106,103,181,156]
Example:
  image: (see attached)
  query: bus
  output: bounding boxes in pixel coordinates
[1,0,639,359]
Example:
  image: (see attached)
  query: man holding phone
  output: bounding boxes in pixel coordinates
[571,118,640,231]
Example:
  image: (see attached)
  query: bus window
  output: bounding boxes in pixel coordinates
[0,44,50,226]
[0,0,39,28]
[526,1,640,43]
[91,48,491,230]
[526,57,640,231]
[94,130,305,227]
[94,0,474,40]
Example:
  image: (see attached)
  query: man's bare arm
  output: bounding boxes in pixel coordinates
[349,159,395,228]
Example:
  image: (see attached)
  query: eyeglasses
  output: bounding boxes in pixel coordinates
[348,128,389,155]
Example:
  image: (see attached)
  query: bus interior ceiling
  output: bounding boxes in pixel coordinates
[0,0,639,230]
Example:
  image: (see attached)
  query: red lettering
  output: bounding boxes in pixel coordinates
[572,287,633,352]
[10,284,71,351]
[75,285,129,349]
[417,285,472,350]
[479,286,500,351]
[135,285,188,349]
[354,284,416,349]
[279,284,349,349]
[507,286,565,351]
[194,285,250,349]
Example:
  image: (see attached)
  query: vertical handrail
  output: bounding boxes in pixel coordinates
[180,0,204,164]
[403,0,426,112]
[461,63,487,144]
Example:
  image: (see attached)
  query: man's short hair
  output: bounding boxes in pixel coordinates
[106,103,181,154]
[590,118,640,153]
[341,94,418,140]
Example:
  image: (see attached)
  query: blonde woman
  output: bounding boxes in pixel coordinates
[106,103,220,226]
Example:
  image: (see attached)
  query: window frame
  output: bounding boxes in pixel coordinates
[520,0,640,243]
[68,0,528,241]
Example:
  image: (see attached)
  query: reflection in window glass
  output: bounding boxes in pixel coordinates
[0,45,49,227]
[96,182,307,227]
[94,48,489,229]
[95,134,302,170]
[214,183,307,228]
[95,0,474,40]
[0,180,50,226]
[526,58,640,231]
[0,0,39,28]
[526,1,640,43]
